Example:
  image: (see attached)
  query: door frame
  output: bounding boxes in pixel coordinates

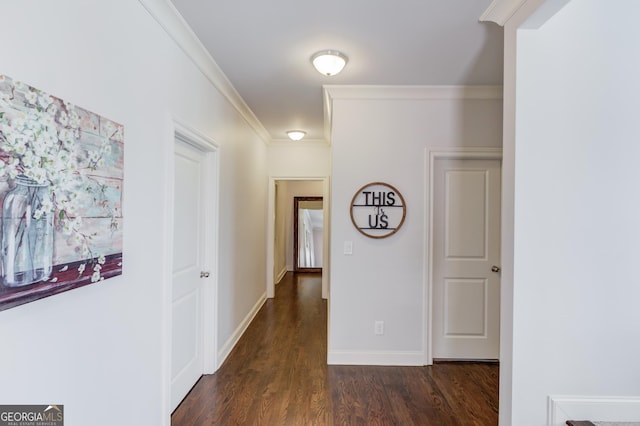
[424,147,502,365]
[266,177,330,299]
[163,118,219,418]
[293,196,323,273]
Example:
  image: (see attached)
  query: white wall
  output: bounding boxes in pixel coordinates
[506,0,640,424]
[267,141,330,178]
[327,86,502,365]
[0,1,267,424]
[498,0,548,422]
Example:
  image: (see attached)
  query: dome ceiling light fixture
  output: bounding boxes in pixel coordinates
[286,130,307,141]
[311,50,348,76]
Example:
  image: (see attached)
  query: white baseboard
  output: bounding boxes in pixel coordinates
[548,395,640,426]
[275,267,287,284]
[327,350,424,366]
[217,292,266,368]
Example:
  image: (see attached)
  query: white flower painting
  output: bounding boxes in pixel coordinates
[0,74,123,311]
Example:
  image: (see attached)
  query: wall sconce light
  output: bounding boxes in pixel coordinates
[311,50,348,76]
[286,130,306,141]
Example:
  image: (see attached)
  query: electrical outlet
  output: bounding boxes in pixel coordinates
[374,320,384,335]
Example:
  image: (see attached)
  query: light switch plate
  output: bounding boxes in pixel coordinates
[344,241,353,255]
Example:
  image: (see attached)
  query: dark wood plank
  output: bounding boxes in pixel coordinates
[172,272,499,425]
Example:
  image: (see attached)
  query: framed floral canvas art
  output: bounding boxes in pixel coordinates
[0,75,123,311]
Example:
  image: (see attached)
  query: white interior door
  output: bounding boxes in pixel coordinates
[432,157,501,360]
[171,140,207,411]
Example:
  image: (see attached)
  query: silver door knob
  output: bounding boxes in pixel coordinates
[491,266,501,273]
[200,271,210,278]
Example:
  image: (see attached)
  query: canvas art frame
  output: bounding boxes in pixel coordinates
[0,75,123,311]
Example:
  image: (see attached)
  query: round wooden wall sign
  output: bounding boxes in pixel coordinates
[350,182,406,239]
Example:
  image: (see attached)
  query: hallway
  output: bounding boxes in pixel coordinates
[172,273,498,425]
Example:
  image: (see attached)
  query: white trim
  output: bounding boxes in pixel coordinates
[479,0,528,26]
[173,117,219,152]
[328,350,424,366]
[266,178,276,298]
[547,395,640,426]
[480,0,571,28]
[322,177,331,300]
[161,118,174,426]
[275,266,287,284]
[324,85,503,101]
[424,147,503,365]
[137,0,271,144]
[217,292,267,366]
[266,176,331,300]
[164,119,219,421]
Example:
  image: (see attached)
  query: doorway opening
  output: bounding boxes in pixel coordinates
[294,196,323,272]
[267,177,329,299]
[167,120,219,414]
[426,148,502,365]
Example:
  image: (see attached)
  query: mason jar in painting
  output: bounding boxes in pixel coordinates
[1,176,54,287]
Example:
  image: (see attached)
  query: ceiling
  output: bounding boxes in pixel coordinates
[169,0,504,143]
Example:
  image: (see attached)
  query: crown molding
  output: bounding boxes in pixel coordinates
[323,85,503,101]
[137,0,271,144]
[479,0,528,26]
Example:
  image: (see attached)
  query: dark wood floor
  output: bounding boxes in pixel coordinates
[172,272,499,425]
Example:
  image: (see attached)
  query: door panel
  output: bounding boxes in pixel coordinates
[445,171,487,259]
[171,141,205,411]
[444,278,487,336]
[172,292,199,376]
[432,158,501,360]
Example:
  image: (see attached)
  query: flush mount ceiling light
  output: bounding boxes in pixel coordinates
[311,50,348,76]
[286,130,306,141]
